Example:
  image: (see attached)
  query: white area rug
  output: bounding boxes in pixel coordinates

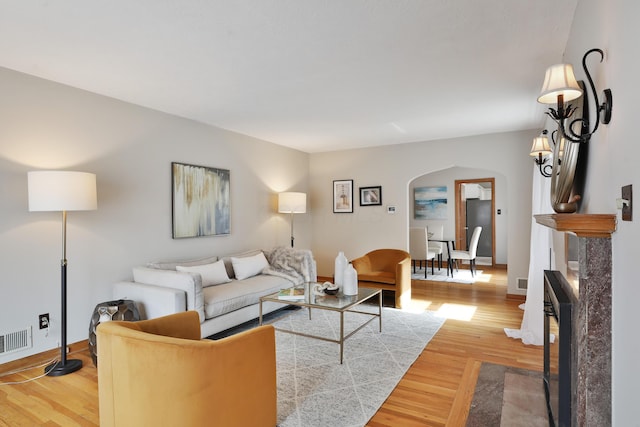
[266,305,445,427]
[411,267,482,284]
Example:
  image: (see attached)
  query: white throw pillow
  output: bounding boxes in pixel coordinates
[176,260,231,287]
[231,252,269,280]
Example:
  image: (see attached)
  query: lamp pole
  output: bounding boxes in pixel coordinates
[289,211,295,248]
[45,210,83,376]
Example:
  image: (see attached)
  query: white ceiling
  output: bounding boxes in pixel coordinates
[0,1,578,153]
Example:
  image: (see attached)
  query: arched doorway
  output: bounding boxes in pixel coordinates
[408,167,506,270]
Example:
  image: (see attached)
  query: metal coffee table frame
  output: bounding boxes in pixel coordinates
[259,287,382,364]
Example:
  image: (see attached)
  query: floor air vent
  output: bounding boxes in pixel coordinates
[0,327,32,355]
[517,277,528,290]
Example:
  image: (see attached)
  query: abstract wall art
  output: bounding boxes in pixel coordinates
[414,186,447,220]
[172,162,230,238]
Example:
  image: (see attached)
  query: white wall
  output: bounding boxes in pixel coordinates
[562,0,640,423]
[0,67,311,363]
[309,130,536,294]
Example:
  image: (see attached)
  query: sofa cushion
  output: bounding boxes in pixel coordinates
[147,255,218,271]
[231,252,269,280]
[176,260,231,287]
[202,275,288,319]
[221,249,263,278]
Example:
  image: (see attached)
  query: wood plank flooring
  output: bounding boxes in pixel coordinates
[368,266,550,426]
[0,266,550,427]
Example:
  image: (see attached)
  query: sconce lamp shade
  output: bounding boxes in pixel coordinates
[537,64,583,104]
[530,135,552,157]
[28,171,97,212]
[278,192,306,214]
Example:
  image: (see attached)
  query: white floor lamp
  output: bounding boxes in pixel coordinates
[278,192,306,248]
[28,171,97,376]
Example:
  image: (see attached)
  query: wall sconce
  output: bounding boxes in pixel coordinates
[530,130,567,177]
[537,48,613,143]
[530,130,553,177]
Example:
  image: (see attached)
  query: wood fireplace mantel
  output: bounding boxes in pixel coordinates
[535,212,615,426]
[534,213,617,237]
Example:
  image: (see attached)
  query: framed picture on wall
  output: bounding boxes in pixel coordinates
[414,185,447,220]
[359,186,382,206]
[333,179,353,213]
[172,162,231,238]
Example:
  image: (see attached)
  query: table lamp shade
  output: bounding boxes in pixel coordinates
[278,192,306,214]
[28,171,97,212]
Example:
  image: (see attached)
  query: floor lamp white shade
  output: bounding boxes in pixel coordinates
[28,171,97,212]
[278,192,306,214]
[27,170,97,376]
[278,192,306,247]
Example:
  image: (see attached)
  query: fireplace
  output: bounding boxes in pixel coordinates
[535,213,614,426]
[544,270,577,427]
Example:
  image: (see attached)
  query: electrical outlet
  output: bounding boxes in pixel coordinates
[39,313,50,329]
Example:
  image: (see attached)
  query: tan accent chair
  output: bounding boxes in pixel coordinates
[351,249,411,309]
[97,311,276,427]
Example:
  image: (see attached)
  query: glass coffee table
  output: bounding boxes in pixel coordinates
[259,286,382,364]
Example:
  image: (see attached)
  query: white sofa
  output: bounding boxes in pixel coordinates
[113,248,316,338]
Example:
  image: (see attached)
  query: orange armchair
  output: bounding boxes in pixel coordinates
[97,311,276,427]
[351,249,411,309]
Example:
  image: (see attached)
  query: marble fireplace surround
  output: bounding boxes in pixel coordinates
[535,213,616,426]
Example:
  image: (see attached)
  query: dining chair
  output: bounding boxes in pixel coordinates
[409,227,435,278]
[449,226,482,277]
[427,224,444,270]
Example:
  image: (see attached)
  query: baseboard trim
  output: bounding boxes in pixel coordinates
[0,340,89,374]
[506,293,526,302]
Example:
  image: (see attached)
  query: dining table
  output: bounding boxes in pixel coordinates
[431,238,456,277]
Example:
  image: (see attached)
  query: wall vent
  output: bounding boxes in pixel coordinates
[517,277,528,290]
[0,327,32,355]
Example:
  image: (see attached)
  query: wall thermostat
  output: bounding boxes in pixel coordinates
[387,205,396,214]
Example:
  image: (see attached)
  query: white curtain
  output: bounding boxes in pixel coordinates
[504,162,554,345]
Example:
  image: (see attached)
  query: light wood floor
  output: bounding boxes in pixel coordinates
[0,266,547,427]
[367,266,548,426]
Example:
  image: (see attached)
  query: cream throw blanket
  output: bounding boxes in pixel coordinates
[263,246,317,285]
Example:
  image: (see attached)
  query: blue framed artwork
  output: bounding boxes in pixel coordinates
[414,186,447,220]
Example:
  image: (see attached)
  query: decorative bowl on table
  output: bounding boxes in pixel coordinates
[324,287,339,295]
